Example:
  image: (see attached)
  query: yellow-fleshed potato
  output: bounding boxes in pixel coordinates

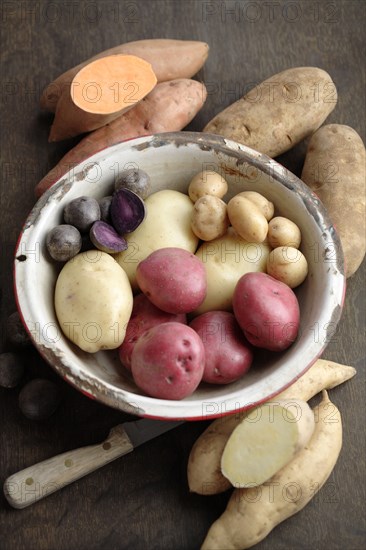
[55,251,133,353]
[227,195,268,243]
[114,190,199,289]
[268,216,302,248]
[191,195,229,241]
[188,170,228,202]
[204,67,337,158]
[267,246,308,288]
[238,191,274,221]
[194,227,270,314]
[301,124,366,278]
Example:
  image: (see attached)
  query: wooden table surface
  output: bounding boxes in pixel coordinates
[1,1,365,549]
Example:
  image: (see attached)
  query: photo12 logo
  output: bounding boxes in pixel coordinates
[201,2,340,23]
[1,2,141,24]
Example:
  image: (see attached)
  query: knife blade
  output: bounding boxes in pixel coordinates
[3,418,183,509]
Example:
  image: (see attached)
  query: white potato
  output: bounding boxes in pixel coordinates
[191,195,229,241]
[114,190,199,289]
[188,170,228,202]
[227,195,269,243]
[55,251,133,353]
[194,227,270,314]
[238,191,274,221]
[267,246,308,288]
[268,216,302,248]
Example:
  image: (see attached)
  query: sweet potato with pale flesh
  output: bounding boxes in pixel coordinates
[35,79,207,197]
[48,55,157,142]
[187,359,355,495]
[41,39,209,112]
[204,67,337,158]
[221,399,315,488]
[201,391,342,549]
[301,124,366,278]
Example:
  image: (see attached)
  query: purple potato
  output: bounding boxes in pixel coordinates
[115,168,151,199]
[63,196,100,232]
[18,378,62,420]
[46,224,82,262]
[111,188,146,234]
[90,221,128,253]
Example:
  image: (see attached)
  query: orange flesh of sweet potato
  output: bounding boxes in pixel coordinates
[35,79,207,197]
[48,55,157,141]
[72,55,157,114]
[40,39,209,112]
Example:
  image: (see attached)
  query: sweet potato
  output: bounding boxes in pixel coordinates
[301,124,366,278]
[40,39,209,112]
[204,67,337,158]
[187,359,355,495]
[201,391,342,549]
[48,55,157,142]
[221,398,315,488]
[35,79,207,197]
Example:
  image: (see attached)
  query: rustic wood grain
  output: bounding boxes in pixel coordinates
[0,0,365,548]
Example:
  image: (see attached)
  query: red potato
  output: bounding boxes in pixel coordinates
[131,322,205,400]
[35,79,207,197]
[136,248,207,314]
[40,39,209,112]
[118,293,186,371]
[189,311,253,384]
[233,272,300,351]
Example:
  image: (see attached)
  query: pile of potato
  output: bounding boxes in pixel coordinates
[52,178,307,396]
[189,170,308,293]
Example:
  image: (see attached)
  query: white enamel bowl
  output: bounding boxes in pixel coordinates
[14,132,346,420]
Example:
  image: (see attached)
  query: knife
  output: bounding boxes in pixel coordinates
[3,418,183,509]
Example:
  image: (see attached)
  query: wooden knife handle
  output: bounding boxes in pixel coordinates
[3,426,133,509]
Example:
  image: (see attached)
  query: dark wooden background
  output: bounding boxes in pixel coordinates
[1,1,365,549]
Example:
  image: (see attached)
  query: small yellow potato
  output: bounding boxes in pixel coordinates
[221,399,315,488]
[268,216,302,248]
[267,246,308,288]
[227,195,268,243]
[194,227,270,314]
[238,191,274,221]
[55,251,133,353]
[114,190,199,290]
[188,170,228,202]
[191,195,229,241]
[201,391,342,550]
